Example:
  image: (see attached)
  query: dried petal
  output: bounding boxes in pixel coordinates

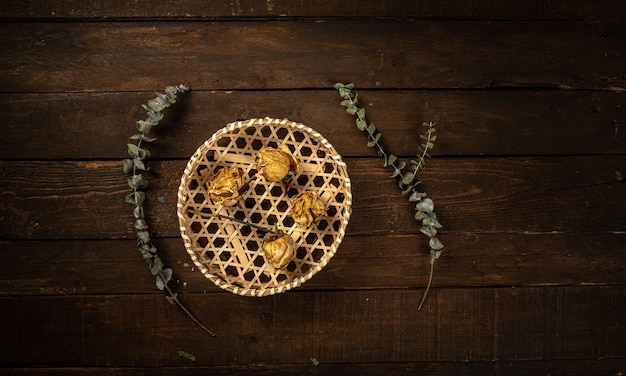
[207,167,245,207]
[290,191,326,227]
[254,145,298,182]
[261,230,295,268]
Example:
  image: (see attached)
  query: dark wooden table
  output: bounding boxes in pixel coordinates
[1,2,625,375]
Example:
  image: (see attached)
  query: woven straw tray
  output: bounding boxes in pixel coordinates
[177,117,352,296]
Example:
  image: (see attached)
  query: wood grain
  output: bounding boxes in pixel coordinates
[3,359,626,376]
[0,157,624,240]
[1,231,624,296]
[1,21,624,92]
[1,0,625,21]
[1,287,624,366]
[1,89,624,160]
[3,360,626,375]
[1,3,625,373]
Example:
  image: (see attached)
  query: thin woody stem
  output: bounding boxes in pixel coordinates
[187,209,275,234]
[157,273,216,337]
[417,259,435,311]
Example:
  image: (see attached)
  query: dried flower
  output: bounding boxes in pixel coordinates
[290,191,326,227]
[261,229,295,268]
[207,167,245,207]
[254,145,298,182]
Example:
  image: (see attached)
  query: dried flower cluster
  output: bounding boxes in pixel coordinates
[254,145,299,182]
[207,167,245,207]
[290,191,326,227]
[261,228,297,268]
[206,144,326,269]
[334,82,443,310]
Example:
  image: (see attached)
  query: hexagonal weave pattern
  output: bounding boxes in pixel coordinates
[177,117,352,296]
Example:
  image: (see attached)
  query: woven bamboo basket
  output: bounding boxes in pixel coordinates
[176,117,352,296]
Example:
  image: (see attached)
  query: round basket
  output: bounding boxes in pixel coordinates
[176,117,352,296]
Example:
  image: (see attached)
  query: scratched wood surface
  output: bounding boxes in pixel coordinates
[1,1,625,375]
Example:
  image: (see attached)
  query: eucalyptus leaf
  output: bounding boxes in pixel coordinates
[177,350,197,362]
[415,198,434,213]
[429,237,444,251]
[127,144,150,159]
[387,154,397,166]
[401,186,413,195]
[346,104,357,115]
[123,159,134,174]
[125,191,145,206]
[366,123,376,135]
[408,191,427,202]
[133,206,144,219]
[356,119,367,131]
[137,230,151,244]
[150,256,164,276]
[366,132,381,147]
[143,106,164,122]
[148,97,169,112]
[140,249,153,260]
[135,219,148,230]
[420,226,436,238]
[432,249,442,260]
[356,108,365,119]
[161,268,173,284]
[155,91,173,104]
[136,120,153,134]
[397,161,406,170]
[127,143,140,158]
[141,135,157,143]
[128,174,148,189]
[133,158,148,171]
[338,87,351,98]
[156,268,173,290]
[402,172,415,185]
[138,241,157,254]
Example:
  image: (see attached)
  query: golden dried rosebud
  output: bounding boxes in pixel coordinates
[290,191,326,227]
[254,145,298,182]
[207,167,245,207]
[261,230,295,268]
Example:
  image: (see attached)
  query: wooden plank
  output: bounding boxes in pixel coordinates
[0,157,624,240]
[3,358,626,376]
[1,0,625,21]
[1,231,625,296]
[1,21,624,92]
[0,287,624,366]
[1,89,625,160]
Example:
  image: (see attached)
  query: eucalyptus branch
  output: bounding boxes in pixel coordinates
[124,84,215,336]
[334,82,444,310]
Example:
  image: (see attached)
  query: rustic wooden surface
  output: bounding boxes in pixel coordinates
[1,1,625,375]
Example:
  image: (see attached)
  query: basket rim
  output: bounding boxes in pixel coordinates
[176,117,352,297]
